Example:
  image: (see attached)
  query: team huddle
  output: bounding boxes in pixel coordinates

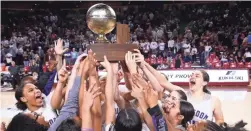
[1,39,248,131]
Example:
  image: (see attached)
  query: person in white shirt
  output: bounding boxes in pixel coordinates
[204,42,212,59]
[244,48,251,62]
[183,42,191,56]
[15,83,58,126]
[150,40,158,55]
[168,38,175,51]
[191,45,198,63]
[158,40,165,56]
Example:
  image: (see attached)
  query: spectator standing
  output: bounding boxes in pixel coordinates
[175,54,183,68]
[142,39,150,57]
[168,38,175,51]
[247,32,251,44]
[198,42,205,65]
[158,40,165,56]
[64,39,70,49]
[23,52,29,67]
[204,42,212,59]
[151,28,157,41]
[8,61,20,89]
[71,48,78,63]
[183,41,191,56]
[157,27,164,40]
[220,52,229,63]
[191,45,198,63]
[150,40,158,55]
[228,53,235,63]
[235,51,244,63]
[244,48,251,62]
[78,48,83,56]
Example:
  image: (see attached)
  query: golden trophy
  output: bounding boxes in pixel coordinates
[86,3,138,61]
[86,3,116,43]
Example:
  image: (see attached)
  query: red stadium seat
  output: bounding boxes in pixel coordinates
[230,62,237,69]
[209,53,216,59]
[163,58,167,64]
[238,62,245,68]
[245,62,251,69]
[183,63,191,69]
[222,62,230,69]
[215,62,221,69]
[170,63,175,69]
[157,57,163,65]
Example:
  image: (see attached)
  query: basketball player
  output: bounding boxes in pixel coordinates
[133,49,224,125]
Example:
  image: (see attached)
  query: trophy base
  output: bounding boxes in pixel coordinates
[87,43,138,62]
[96,35,110,44]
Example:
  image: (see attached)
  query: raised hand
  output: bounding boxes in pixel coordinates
[82,82,101,109]
[100,56,111,71]
[132,73,148,90]
[131,83,145,99]
[54,38,68,55]
[133,49,145,68]
[58,59,69,83]
[125,51,137,74]
[73,53,88,71]
[145,83,159,108]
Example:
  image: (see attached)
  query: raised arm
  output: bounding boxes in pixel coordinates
[48,58,85,131]
[131,74,155,131]
[64,53,87,102]
[134,53,163,92]
[112,63,126,109]
[88,52,102,131]
[81,81,102,130]
[101,56,115,125]
[145,83,168,131]
[79,50,92,118]
[54,38,68,72]
[134,49,183,92]
[213,96,224,125]
[51,60,68,109]
[120,60,133,90]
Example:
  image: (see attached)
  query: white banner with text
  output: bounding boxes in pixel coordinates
[98,69,249,84]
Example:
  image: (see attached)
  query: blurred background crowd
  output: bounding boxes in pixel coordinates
[1,1,251,88]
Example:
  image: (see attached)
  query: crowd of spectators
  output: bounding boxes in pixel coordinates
[1,1,251,73]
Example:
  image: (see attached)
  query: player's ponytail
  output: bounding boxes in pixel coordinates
[200,70,211,94]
